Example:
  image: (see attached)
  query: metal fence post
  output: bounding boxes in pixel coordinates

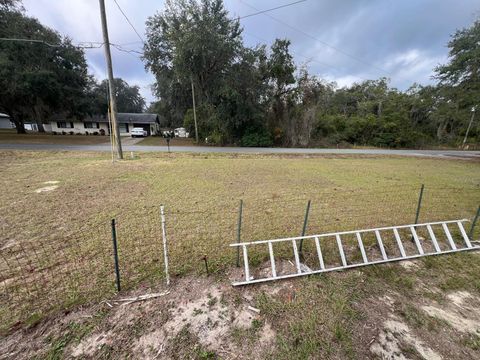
[469,205,480,239]
[236,199,243,267]
[414,184,425,224]
[111,219,121,292]
[299,200,311,256]
[160,205,170,286]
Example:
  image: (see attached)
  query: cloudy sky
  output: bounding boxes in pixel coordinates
[23,0,479,105]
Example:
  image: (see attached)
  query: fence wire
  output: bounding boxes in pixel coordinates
[0,184,479,332]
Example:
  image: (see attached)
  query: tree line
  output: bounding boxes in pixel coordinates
[145,0,479,148]
[0,0,145,133]
[1,0,478,147]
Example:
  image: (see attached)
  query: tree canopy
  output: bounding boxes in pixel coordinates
[144,0,479,147]
[0,5,89,132]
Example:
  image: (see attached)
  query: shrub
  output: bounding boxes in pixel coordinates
[75,133,82,135]
[93,131,99,136]
[52,131,57,135]
[61,131,66,135]
[85,131,89,135]
[241,131,273,147]
[68,131,74,135]
[99,129,105,136]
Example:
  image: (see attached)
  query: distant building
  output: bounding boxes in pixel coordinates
[46,113,161,136]
[0,113,14,129]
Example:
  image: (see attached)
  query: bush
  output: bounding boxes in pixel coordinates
[241,131,273,147]
[99,129,105,136]
[68,131,74,135]
[93,131,99,136]
[61,131,66,135]
[52,131,57,135]
[75,133,82,135]
[85,131,89,135]
[205,130,224,145]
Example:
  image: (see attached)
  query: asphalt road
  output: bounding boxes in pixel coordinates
[0,142,479,159]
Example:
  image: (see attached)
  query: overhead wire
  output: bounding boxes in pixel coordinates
[238,0,393,78]
[112,0,145,43]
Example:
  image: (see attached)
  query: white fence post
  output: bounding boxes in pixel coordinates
[160,205,170,286]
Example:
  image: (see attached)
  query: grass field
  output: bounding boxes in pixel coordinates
[0,130,109,144]
[1,150,480,358]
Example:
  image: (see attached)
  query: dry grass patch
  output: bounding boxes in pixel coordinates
[0,150,479,334]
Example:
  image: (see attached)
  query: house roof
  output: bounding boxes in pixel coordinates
[0,113,10,119]
[117,113,159,124]
[48,113,160,124]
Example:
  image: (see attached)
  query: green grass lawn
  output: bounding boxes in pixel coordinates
[0,129,109,144]
[1,150,479,342]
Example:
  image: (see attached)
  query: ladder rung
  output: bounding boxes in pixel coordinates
[242,245,250,281]
[292,240,302,274]
[268,242,277,277]
[393,228,406,257]
[426,224,441,252]
[457,221,472,248]
[314,236,325,270]
[442,223,457,250]
[375,230,388,260]
[356,232,368,263]
[410,226,424,255]
[336,234,347,266]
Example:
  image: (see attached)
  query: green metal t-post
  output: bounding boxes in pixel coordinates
[111,218,121,292]
[299,200,311,256]
[414,184,424,224]
[236,200,243,267]
[469,205,480,240]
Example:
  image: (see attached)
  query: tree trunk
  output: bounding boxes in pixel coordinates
[10,113,26,134]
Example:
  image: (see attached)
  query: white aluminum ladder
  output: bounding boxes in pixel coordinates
[230,219,477,286]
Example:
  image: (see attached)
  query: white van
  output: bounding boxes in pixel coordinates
[130,127,148,137]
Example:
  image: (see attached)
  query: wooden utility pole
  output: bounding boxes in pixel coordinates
[191,77,199,143]
[462,106,476,149]
[99,0,123,159]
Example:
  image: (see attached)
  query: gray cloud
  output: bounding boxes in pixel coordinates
[21,0,480,103]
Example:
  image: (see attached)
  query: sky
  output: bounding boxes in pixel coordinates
[22,0,480,105]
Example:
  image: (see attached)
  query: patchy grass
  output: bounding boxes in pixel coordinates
[137,136,198,146]
[0,131,109,144]
[0,150,479,338]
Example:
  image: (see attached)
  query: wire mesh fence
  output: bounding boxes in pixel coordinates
[0,183,479,332]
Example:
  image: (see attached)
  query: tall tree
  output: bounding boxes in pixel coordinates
[0,7,89,132]
[144,0,243,136]
[89,78,146,114]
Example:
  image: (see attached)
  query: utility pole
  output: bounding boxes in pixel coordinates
[99,0,123,159]
[191,77,199,143]
[463,106,476,149]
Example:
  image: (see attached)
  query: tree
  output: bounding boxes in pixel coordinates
[144,0,243,137]
[0,7,89,133]
[434,18,480,141]
[89,78,146,114]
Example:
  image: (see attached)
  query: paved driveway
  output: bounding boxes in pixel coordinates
[0,142,479,159]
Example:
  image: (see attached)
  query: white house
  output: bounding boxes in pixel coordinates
[0,113,13,129]
[47,113,161,136]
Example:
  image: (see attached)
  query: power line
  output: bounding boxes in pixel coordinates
[0,37,104,49]
[238,0,393,78]
[238,0,307,20]
[242,30,369,84]
[112,0,144,43]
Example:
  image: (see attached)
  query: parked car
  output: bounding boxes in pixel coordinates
[131,127,148,137]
